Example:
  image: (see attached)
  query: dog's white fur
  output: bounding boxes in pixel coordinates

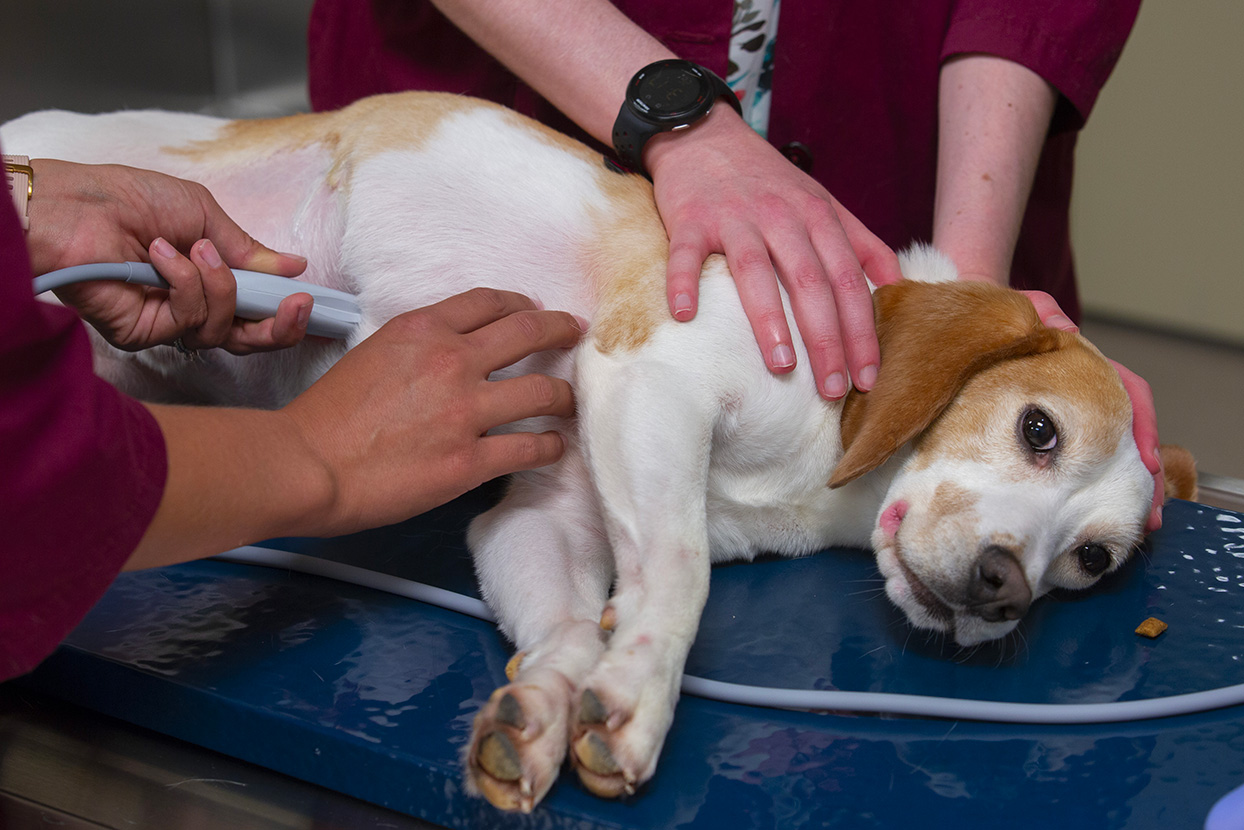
[3,93,1186,812]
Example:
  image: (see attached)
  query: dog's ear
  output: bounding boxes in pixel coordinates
[1159,444,1198,502]
[829,281,1065,488]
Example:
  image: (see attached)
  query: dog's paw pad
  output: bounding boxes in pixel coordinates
[468,686,565,813]
[573,731,620,775]
[578,688,607,724]
[495,691,526,729]
[477,730,523,781]
[570,688,639,798]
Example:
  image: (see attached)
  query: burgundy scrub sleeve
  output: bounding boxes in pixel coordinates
[0,185,167,681]
[942,0,1142,130]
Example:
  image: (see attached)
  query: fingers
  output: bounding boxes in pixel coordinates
[721,226,798,375]
[666,236,711,322]
[446,289,585,370]
[796,204,881,395]
[478,371,576,431]
[191,181,308,279]
[473,431,569,480]
[1110,358,1164,531]
[1021,290,1078,332]
[150,237,314,352]
[149,236,237,348]
[222,293,314,354]
[426,286,545,334]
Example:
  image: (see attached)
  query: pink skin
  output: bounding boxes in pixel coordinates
[880,500,909,541]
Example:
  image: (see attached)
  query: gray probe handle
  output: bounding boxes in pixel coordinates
[32,262,362,339]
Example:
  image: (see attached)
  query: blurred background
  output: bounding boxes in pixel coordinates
[2,0,1241,482]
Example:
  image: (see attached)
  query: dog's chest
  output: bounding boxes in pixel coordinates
[699,408,882,561]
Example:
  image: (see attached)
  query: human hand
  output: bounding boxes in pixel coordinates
[645,106,904,400]
[25,159,309,354]
[1023,290,1164,531]
[282,288,583,534]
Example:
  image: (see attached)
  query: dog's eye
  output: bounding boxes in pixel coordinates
[1077,543,1112,576]
[1021,409,1058,453]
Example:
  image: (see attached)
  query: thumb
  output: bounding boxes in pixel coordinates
[197,194,308,278]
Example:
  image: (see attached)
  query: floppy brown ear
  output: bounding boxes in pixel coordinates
[829,281,1066,488]
[1159,444,1198,501]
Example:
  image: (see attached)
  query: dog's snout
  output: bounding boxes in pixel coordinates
[967,545,1031,622]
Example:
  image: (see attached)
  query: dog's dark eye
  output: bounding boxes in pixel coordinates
[1021,409,1058,453]
[1077,543,1112,576]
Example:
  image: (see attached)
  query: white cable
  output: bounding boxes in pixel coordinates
[214,545,1244,725]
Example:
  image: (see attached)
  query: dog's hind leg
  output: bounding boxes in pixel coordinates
[567,355,716,798]
[464,448,613,812]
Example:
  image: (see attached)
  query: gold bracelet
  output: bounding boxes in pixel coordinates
[3,154,33,231]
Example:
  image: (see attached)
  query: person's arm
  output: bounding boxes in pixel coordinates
[126,287,582,569]
[429,0,902,399]
[932,54,1057,285]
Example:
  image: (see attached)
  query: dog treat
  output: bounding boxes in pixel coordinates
[1135,617,1168,639]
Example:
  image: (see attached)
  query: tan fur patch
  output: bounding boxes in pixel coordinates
[582,170,670,354]
[1159,444,1198,501]
[166,91,491,191]
[929,481,976,519]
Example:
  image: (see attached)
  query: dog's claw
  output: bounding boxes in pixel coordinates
[477,731,522,782]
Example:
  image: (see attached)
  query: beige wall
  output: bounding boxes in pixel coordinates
[1071,0,1244,346]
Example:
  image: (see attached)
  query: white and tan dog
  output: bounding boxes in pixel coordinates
[3,93,1196,812]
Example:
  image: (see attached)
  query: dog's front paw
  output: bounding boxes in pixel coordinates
[466,678,572,813]
[568,675,677,798]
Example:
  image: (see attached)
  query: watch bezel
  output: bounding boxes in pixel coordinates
[624,59,721,125]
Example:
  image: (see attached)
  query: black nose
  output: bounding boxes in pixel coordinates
[967,545,1032,622]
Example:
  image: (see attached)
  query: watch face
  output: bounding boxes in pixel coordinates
[629,60,713,123]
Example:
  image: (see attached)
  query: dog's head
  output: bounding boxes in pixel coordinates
[829,279,1197,647]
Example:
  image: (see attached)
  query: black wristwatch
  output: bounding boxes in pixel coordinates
[611,59,742,178]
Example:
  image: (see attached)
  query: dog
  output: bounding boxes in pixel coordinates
[3,92,1197,812]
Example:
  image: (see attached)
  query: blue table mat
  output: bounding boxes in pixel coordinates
[18,492,1244,828]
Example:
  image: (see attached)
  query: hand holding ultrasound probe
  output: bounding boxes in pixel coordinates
[16,158,582,569]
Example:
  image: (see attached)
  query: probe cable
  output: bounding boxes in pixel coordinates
[215,545,1244,726]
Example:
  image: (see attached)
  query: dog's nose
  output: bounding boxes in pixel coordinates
[967,545,1031,622]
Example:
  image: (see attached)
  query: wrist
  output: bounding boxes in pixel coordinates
[127,405,339,569]
[642,102,750,179]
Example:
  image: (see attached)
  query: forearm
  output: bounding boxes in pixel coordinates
[124,404,334,570]
[429,0,674,144]
[932,54,1058,284]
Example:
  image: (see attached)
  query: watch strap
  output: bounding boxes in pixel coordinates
[611,62,741,178]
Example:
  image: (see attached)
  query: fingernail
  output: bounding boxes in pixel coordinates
[152,237,176,259]
[280,251,308,264]
[297,300,312,328]
[673,292,694,320]
[573,314,590,333]
[857,364,878,390]
[1047,314,1078,333]
[771,343,796,369]
[199,239,223,269]
[822,372,847,399]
